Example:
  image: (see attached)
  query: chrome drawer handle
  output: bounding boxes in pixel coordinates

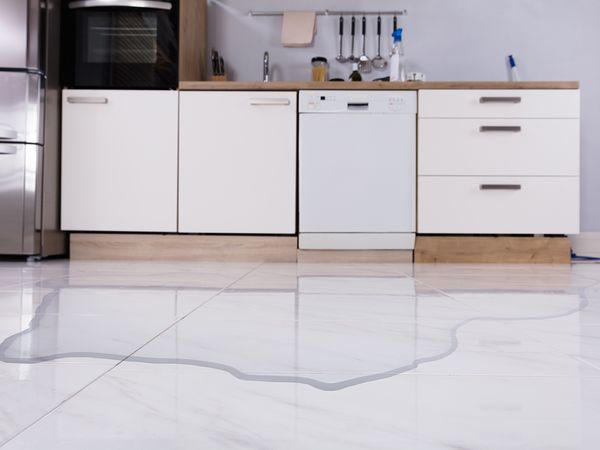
[480,97,522,104]
[480,184,522,191]
[67,97,109,104]
[480,126,522,133]
[249,99,291,106]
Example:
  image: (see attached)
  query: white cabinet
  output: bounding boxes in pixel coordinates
[179,91,297,234]
[418,89,580,235]
[61,90,178,232]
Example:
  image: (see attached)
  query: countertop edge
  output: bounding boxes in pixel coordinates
[179,81,580,91]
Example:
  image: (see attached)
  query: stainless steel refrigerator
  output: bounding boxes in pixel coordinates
[0,0,66,257]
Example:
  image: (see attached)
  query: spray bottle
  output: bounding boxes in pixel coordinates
[390,28,406,82]
[508,55,520,82]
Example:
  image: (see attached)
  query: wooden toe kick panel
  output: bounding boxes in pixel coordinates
[415,236,571,264]
[70,234,298,262]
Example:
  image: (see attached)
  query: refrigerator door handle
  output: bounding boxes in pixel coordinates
[0,146,18,155]
[0,125,18,141]
[69,0,173,10]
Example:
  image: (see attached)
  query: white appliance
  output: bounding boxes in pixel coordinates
[299,90,417,250]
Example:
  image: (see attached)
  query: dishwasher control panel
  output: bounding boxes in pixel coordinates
[299,90,417,114]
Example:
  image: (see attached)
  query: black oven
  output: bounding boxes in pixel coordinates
[62,0,179,89]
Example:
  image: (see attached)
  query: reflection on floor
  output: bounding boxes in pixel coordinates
[1,260,600,449]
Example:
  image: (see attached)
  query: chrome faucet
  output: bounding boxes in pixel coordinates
[263,51,270,82]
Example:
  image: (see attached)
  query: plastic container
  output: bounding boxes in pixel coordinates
[311,57,329,82]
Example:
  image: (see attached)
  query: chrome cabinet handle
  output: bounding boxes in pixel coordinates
[249,99,291,106]
[0,146,18,155]
[69,0,172,10]
[480,97,522,104]
[480,184,522,191]
[480,126,522,133]
[67,97,109,104]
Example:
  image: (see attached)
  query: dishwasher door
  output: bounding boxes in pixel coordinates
[299,113,416,234]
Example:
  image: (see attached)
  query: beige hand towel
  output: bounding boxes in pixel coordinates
[281,11,316,47]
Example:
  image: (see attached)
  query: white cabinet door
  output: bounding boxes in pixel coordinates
[61,90,178,232]
[179,92,297,234]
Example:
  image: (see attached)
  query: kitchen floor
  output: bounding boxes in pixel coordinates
[0,260,599,449]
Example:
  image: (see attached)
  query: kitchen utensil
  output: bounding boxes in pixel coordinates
[348,16,357,62]
[390,15,398,57]
[336,17,347,63]
[372,16,388,70]
[358,16,372,73]
[218,56,225,76]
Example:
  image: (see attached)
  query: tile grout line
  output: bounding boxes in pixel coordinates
[0,262,265,448]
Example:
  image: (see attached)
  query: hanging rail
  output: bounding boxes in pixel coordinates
[248,9,408,17]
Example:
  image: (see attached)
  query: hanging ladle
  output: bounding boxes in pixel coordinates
[358,16,372,73]
[372,15,388,70]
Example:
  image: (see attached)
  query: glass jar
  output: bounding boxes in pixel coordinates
[311,57,329,82]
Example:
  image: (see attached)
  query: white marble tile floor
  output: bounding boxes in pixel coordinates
[0,260,599,449]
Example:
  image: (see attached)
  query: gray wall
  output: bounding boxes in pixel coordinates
[208,0,600,232]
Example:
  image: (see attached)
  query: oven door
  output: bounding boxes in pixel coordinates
[65,1,178,89]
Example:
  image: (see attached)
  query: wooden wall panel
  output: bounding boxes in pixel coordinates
[179,0,207,81]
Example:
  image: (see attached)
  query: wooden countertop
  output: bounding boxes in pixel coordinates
[179,81,580,91]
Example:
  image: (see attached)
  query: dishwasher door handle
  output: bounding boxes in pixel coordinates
[347,102,369,110]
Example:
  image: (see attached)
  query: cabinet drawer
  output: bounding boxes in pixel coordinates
[419,90,580,119]
[418,176,579,235]
[419,119,580,176]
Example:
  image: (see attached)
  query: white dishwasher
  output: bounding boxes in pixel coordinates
[299,90,417,250]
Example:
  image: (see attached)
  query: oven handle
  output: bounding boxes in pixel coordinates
[69,0,172,10]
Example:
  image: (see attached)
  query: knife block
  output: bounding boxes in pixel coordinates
[211,74,228,81]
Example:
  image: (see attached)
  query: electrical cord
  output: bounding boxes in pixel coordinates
[571,250,600,262]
